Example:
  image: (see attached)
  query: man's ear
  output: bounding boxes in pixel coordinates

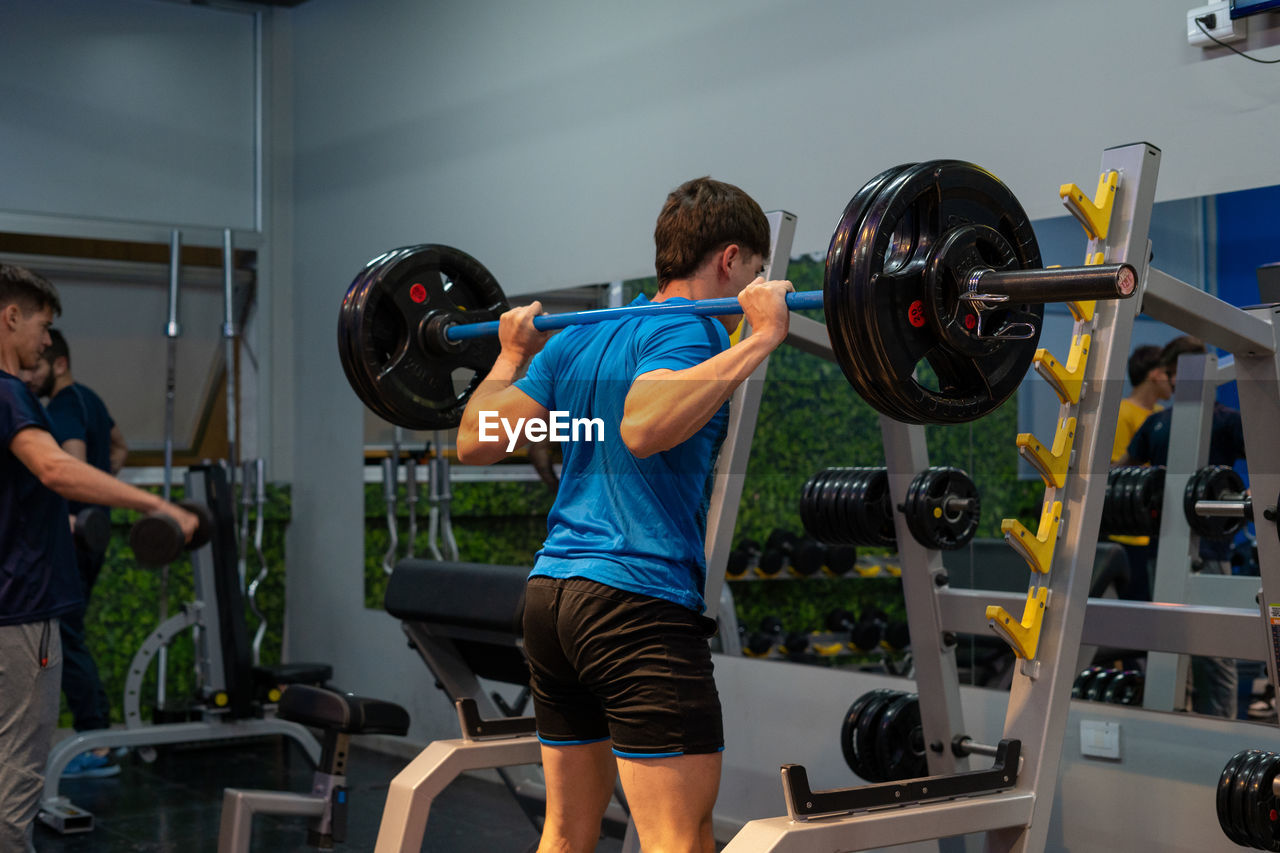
[717,243,741,279]
[54,356,70,377]
[1,303,19,331]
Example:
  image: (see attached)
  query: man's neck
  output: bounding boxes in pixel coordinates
[51,374,75,396]
[653,275,717,304]
[0,341,19,376]
[1128,383,1161,409]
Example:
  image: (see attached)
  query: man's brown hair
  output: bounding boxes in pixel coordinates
[0,264,62,316]
[654,177,770,289]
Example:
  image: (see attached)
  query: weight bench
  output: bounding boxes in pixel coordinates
[218,684,410,852]
[373,559,636,853]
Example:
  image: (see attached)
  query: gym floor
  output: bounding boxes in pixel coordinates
[37,734,628,853]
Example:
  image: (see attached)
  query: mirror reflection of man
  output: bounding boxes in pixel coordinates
[26,329,128,777]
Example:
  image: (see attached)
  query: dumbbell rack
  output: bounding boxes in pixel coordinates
[707,142,1280,853]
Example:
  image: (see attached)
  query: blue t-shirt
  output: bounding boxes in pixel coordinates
[513,295,730,612]
[0,371,81,625]
[46,382,115,515]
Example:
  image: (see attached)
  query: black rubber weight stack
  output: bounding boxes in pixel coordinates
[839,689,928,783]
[800,467,896,547]
[1217,749,1280,850]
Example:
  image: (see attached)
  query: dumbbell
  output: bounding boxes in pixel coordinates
[882,620,911,652]
[1071,666,1108,699]
[73,507,111,557]
[789,537,827,577]
[725,538,760,579]
[129,501,214,566]
[743,615,784,657]
[826,607,887,653]
[780,631,812,659]
[756,530,798,578]
[824,544,857,576]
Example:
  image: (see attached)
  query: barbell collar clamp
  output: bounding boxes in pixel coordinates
[421,311,465,355]
[966,263,1137,305]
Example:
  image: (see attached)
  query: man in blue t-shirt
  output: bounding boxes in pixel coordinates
[1120,335,1247,718]
[27,328,129,775]
[456,177,792,853]
[0,265,197,852]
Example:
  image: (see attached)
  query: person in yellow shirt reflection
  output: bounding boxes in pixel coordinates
[1108,344,1172,601]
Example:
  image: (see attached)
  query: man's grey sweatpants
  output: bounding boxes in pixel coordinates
[0,619,62,853]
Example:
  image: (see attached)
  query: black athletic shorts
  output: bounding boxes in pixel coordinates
[522,575,724,757]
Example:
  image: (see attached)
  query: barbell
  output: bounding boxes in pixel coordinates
[337,160,1136,429]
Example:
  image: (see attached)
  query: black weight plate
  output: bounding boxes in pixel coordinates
[1122,467,1145,537]
[1235,751,1267,847]
[339,251,410,425]
[1184,466,1212,539]
[830,470,858,545]
[1245,749,1277,849]
[1247,751,1280,850]
[1101,670,1141,705]
[1072,666,1105,699]
[828,469,858,545]
[1221,750,1251,847]
[854,689,899,783]
[861,468,897,547]
[339,244,508,430]
[340,246,445,427]
[1100,467,1121,536]
[875,692,928,781]
[837,161,1043,424]
[1086,669,1119,702]
[825,165,921,424]
[816,471,843,543]
[905,466,980,550]
[1111,467,1134,536]
[847,469,874,546]
[840,689,894,779]
[1139,466,1166,536]
[799,472,822,539]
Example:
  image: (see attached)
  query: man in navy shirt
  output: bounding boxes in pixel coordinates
[27,329,128,776]
[0,265,197,852]
[1120,335,1247,717]
[457,178,792,853]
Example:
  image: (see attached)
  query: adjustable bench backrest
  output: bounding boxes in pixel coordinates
[385,559,531,688]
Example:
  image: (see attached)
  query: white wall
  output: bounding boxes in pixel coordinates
[0,0,257,229]
[288,0,1280,294]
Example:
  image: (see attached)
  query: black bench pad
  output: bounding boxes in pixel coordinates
[278,684,410,736]
[252,662,333,686]
[385,559,527,636]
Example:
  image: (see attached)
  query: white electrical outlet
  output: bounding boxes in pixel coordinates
[1080,719,1121,760]
[1187,2,1247,46]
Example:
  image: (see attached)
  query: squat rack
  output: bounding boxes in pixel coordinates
[702,141,1280,852]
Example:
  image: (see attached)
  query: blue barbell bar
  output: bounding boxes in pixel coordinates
[445,290,827,342]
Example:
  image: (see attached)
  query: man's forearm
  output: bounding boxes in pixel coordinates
[47,454,166,513]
